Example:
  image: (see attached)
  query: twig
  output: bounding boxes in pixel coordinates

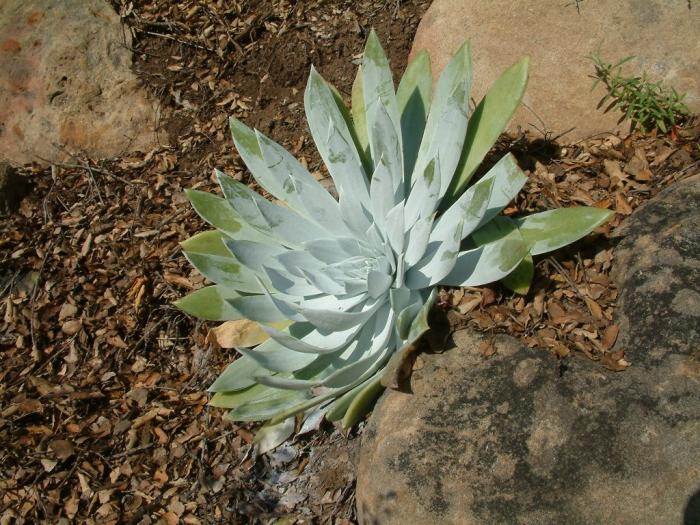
[547,257,597,317]
[37,156,139,187]
[29,238,57,361]
[81,161,105,206]
[0,269,21,298]
[144,30,217,54]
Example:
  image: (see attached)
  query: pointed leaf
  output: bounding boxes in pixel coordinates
[182,232,264,293]
[211,383,285,408]
[174,285,243,321]
[216,172,327,247]
[404,157,441,228]
[209,356,270,392]
[261,321,362,355]
[254,417,296,454]
[326,381,365,422]
[403,215,434,267]
[363,30,402,168]
[305,67,369,213]
[397,49,432,183]
[227,294,289,324]
[405,219,463,289]
[440,217,529,287]
[341,373,385,429]
[229,116,269,184]
[443,57,529,207]
[501,254,534,295]
[368,101,404,196]
[330,81,372,176]
[406,288,437,343]
[351,66,369,160]
[226,389,311,422]
[255,130,350,236]
[412,42,472,197]
[476,153,528,228]
[186,189,273,244]
[514,207,614,255]
[237,336,319,373]
[430,175,494,243]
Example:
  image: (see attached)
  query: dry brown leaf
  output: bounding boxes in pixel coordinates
[458,294,481,315]
[61,319,82,335]
[58,302,78,320]
[207,319,289,348]
[584,297,603,320]
[481,287,497,306]
[603,159,626,187]
[547,301,584,324]
[40,458,58,472]
[381,341,420,390]
[153,467,169,484]
[615,193,633,215]
[29,376,57,396]
[601,324,620,350]
[624,149,653,181]
[601,350,631,371]
[49,439,74,459]
[478,338,497,358]
[163,272,194,289]
[651,146,677,167]
[64,497,79,519]
[154,427,168,444]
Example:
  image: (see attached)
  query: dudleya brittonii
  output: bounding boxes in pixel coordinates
[176,31,612,448]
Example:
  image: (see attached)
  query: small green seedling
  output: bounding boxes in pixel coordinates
[588,52,691,134]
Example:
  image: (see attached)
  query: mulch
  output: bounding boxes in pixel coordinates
[1,0,698,523]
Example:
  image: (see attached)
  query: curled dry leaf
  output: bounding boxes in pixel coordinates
[458,294,481,314]
[381,341,421,391]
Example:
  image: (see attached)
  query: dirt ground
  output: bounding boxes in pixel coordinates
[1,1,698,523]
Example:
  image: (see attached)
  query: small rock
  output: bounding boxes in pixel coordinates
[0,162,31,216]
[410,0,700,141]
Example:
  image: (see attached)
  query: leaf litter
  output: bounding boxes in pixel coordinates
[1,0,698,522]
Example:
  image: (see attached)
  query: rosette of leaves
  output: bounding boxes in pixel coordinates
[177,32,612,449]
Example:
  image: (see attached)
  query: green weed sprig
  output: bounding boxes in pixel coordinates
[588,53,690,134]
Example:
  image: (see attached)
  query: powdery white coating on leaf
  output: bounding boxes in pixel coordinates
[178,31,612,446]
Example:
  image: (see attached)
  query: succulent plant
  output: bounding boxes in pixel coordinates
[177,32,612,448]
